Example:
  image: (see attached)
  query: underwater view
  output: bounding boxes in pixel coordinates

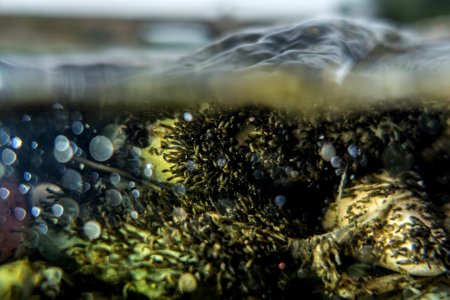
[0,12,450,300]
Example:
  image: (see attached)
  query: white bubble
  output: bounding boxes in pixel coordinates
[217,158,226,168]
[186,160,195,172]
[37,223,48,235]
[52,204,64,217]
[330,156,341,168]
[31,141,38,149]
[128,181,135,189]
[0,187,10,199]
[62,169,83,192]
[10,137,22,149]
[143,164,153,178]
[22,114,31,122]
[53,145,73,163]
[183,112,193,122]
[18,184,30,195]
[31,206,41,217]
[71,121,84,135]
[54,135,70,152]
[320,143,336,162]
[131,189,140,199]
[23,171,32,181]
[89,135,114,162]
[174,183,186,196]
[130,210,139,220]
[83,220,102,240]
[14,207,27,221]
[2,148,17,165]
[110,173,121,185]
[0,129,10,146]
[105,189,122,206]
[274,195,287,208]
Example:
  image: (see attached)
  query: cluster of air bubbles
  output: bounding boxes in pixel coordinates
[83,220,102,240]
[2,148,17,166]
[53,135,73,163]
[186,160,195,172]
[14,207,27,221]
[105,189,122,206]
[89,135,113,162]
[174,183,186,196]
[183,112,193,122]
[10,137,22,149]
[320,143,336,162]
[143,163,153,178]
[216,157,226,168]
[110,173,121,185]
[274,195,287,208]
[62,169,82,192]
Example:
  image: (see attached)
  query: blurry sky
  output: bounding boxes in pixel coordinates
[0,0,342,20]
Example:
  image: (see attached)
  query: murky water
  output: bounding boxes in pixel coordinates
[0,18,449,299]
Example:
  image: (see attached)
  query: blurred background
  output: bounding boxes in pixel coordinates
[1,0,450,62]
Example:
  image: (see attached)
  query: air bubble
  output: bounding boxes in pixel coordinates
[330,156,341,168]
[71,121,84,135]
[62,169,82,192]
[31,206,41,217]
[347,144,358,158]
[0,129,10,146]
[143,164,153,178]
[217,158,226,168]
[83,220,102,240]
[105,189,122,206]
[128,181,135,189]
[2,148,17,165]
[53,146,73,163]
[274,195,287,208]
[23,171,32,181]
[14,207,26,221]
[110,173,121,185]
[183,112,193,122]
[103,124,126,150]
[10,137,22,149]
[130,147,142,158]
[0,187,10,199]
[58,198,80,223]
[174,183,186,196]
[0,164,4,179]
[186,160,195,172]
[31,141,38,149]
[22,114,31,122]
[178,272,197,293]
[130,210,138,220]
[54,135,70,152]
[30,183,63,205]
[131,189,140,199]
[37,223,48,235]
[320,143,336,162]
[89,135,114,162]
[18,184,30,195]
[52,204,64,217]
